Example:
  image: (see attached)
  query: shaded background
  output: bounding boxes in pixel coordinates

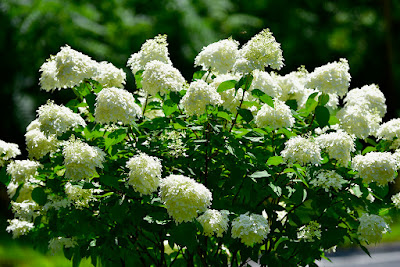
[0,0,399,264]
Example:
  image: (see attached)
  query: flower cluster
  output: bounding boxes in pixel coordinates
[37,101,86,136]
[0,140,21,167]
[92,61,126,89]
[6,219,35,239]
[180,80,223,116]
[231,213,270,246]
[250,69,282,99]
[62,139,106,181]
[281,136,322,166]
[352,152,398,185]
[94,87,142,125]
[310,170,347,192]
[376,118,400,141]
[25,120,59,159]
[344,84,386,118]
[159,175,212,223]
[127,34,172,75]
[65,182,102,208]
[160,131,187,158]
[197,209,229,237]
[306,58,351,97]
[255,100,295,130]
[234,28,284,72]
[297,221,322,242]
[194,38,239,74]
[357,214,390,243]
[126,153,162,195]
[316,130,355,166]
[141,60,186,96]
[6,160,41,183]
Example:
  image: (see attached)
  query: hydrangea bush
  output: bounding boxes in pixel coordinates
[1,29,400,266]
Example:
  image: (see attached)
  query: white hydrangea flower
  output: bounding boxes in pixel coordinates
[126,153,162,195]
[297,221,322,242]
[310,170,347,192]
[306,58,351,97]
[40,45,97,91]
[209,73,249,114]
[234,29,284,73]
[6,160,41,183]
[11,201,39,221]
[92,61,126,88]
[6,219,35,238]
[344,84,386,118]
[43,195,72,211]
[274,67,308,103]
[281,136,322,166]
[194,38,239,74]
[48,237,77,255]
[159,174,212,224]
[65,182,101,208]
[255,100,294,130]
[0,140,21,167]
[160,131,187,158]
[316,130,355,166]
[391,193,400,209]
[94,87,142,125]
[250,69,282,99]
[39,59,60,91]
[337,105,381,139]
[376,118,400,141]
[37,101,86,136]
[197,209,229,237]
[8,180,40,203]
[180,80,223,116]
[62,139,106,181]
[352,152,398,185]
[25,128,59,159]
[127,34,172,74]
[231,213,270,247]
[141,60,186,96]
[357,213,390,243]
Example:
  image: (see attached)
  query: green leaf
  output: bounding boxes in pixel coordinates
[318,94,330,106]
[134,70,143,89]
[362,146,376,155]
[170,91,181,104]
[249,171,271,179]
[285,99,298,110]
[170,223,198,253]
[0,167,10,185]
[315,106,330,127]
[162,99,178,116]
[235,74,253,90]
[105,129,127,150]
[267,156,283,166]
[269,182,282,197]
[193,70,206,80]
[31,187,47,205]
[217,80,237,93]
[85,93,97,114]
[251,89,274,108]
[237,108,254,123]
[217,111,232,121]
[100,175,120,189]
[305,92,319,111]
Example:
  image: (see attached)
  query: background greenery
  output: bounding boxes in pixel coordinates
[0,0,399,265]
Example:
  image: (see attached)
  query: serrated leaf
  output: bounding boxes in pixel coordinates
[217,80,237,93]
[267,156,283,166]
[31,187,47,206]
[134,70,143,89]
[315,106,330,127]
[85,93,97,114]
[305,92,319,111]
[251,89,274,108]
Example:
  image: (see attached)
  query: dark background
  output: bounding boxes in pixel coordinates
[1,0,399,225]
